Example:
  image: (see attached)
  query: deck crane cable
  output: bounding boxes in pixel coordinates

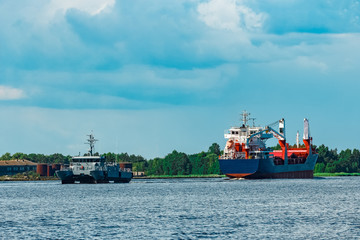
[267,120,279,128]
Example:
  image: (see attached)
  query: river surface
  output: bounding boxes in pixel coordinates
[0,177,359,239]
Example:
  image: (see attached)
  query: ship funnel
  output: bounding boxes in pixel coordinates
[303,118,310,140]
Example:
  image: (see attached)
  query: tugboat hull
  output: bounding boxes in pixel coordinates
[56,170,132,184]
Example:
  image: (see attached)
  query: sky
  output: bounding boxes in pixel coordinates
[1,0,360,158]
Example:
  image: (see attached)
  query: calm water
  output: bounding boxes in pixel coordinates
[0,177,359,239]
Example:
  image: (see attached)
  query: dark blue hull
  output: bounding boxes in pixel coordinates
[219,154,318,179]
[218,159,259,178]
[55,170,132,184]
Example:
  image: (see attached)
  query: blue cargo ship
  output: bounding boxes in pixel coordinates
[219,111,318,179]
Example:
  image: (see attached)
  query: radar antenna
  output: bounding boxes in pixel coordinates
[241,110,251,126]
[249,117,256,127]
[85,131,98,156]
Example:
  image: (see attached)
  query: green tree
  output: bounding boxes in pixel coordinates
[314,163,325,173]
[147,157,164,175]
[1,152,12,160]
[162,150,191,175]
[205,153,220,174]
[133,161,147,172]
[317,144,338,165]
[49,153,67,163]
[324,162,336,173]
[208,143,221,156]
[12,152,26,160]
[270,144,281,150]
[105,152,116,162]
[189,152,207,175]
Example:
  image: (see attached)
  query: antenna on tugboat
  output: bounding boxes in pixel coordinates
[85,131,98,156]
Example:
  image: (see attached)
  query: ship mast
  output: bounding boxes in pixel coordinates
[85,132,98,156]
[241,110,250,126]
[296,131,300,148]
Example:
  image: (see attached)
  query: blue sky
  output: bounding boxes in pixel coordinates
[1,0,360,158]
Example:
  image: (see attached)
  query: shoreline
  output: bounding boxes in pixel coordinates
[1,173,359,181]
[136,173,360,179]
[134,174,225,179]
[0,176,59,182]
[313,172,360,177]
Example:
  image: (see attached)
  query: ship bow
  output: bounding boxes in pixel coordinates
[55,170,73,180]
[219,159,260,178]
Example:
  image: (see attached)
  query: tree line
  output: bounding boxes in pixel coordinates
[315,144,359,173]
[1,143,360,174]
[145,143,221,175]
[0,152,72,164]
[78,144,221,175]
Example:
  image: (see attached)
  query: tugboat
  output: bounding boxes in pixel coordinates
[219,111,318,179]
[56,133,132,184]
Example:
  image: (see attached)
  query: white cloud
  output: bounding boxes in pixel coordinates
[238,4,266,31]
[0,86,26,100]
[48,0,115,17]
[198,0,240,31]
[296,56,328,73]
[197,0,266,32]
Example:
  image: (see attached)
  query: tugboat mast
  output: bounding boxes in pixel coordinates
[85,132,98,156]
